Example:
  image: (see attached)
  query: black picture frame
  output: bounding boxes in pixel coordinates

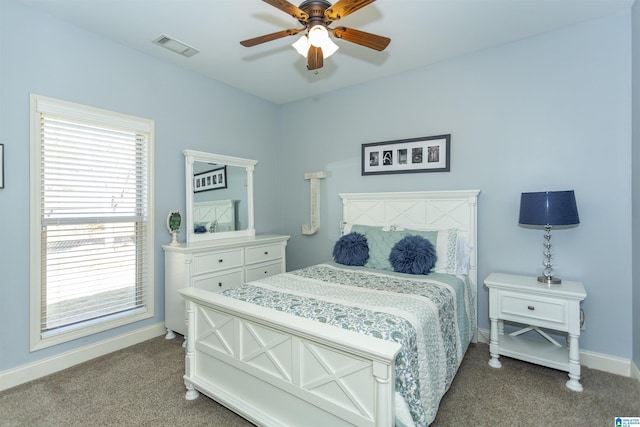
[193,165,227,192]
[361,134,451,175]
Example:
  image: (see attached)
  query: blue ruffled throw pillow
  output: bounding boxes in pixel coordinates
[389,235,437,275]
[333,232,369,266]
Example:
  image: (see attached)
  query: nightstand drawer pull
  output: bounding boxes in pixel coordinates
[528,305,535,310]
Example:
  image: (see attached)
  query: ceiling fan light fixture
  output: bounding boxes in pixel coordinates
[292,35,310,57]
[309,25,339,58]
[320,37,339,58]
[308,25,328,47]
[241,0,388,70]
[292,26,339,59]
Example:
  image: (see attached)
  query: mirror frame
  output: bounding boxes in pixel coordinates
[184,149,257,243]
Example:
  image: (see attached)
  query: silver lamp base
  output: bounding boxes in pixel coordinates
[538,225,562,285]
[538,275,562,285]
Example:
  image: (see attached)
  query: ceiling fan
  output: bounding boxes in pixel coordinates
[240,0,390,71]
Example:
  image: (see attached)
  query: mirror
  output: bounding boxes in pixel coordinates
[184,150,257,243]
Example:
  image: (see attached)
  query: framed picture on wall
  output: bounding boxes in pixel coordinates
[361,134,450,175]
[194,165,227,192]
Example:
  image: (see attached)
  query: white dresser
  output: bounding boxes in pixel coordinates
[163,234,290,337]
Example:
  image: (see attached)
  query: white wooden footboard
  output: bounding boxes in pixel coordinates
[179,287,402,427]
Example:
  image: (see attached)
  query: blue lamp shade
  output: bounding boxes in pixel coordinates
[519,190,579,226]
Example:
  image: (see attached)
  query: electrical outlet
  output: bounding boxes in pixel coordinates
[580,308,586,330]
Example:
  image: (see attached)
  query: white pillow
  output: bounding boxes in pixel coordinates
[454,233,473,275]
[407,227,472,275]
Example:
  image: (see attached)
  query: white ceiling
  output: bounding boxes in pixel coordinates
[19,0,634,104]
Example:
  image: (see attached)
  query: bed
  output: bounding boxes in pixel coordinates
[179,190,480,427]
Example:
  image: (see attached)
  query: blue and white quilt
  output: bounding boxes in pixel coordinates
[222,261,475,426]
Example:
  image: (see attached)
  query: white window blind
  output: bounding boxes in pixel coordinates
[30,95,154,350]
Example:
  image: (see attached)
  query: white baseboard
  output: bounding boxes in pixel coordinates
[476,327,635,378]
[631,359,640,383]
[580,350,632,377]
[0,322,166,392]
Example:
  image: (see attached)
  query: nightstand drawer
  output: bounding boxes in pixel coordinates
[499,292,568,328]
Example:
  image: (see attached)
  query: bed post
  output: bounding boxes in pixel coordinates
[466,193,479,342]
[467,193,479,291]
[184,299,199,401]
[373,360,395,426]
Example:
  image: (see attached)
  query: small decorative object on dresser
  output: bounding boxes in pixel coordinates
[166,210,182,246]
[485,272,587,391]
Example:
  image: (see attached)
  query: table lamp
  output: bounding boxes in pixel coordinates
[519,190,579,284]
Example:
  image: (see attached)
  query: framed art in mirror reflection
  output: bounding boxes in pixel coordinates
[194,166,227,192]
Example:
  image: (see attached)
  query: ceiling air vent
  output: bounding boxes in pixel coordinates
[152,34,200,58]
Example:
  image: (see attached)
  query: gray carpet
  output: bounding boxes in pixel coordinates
[1,336,638,426]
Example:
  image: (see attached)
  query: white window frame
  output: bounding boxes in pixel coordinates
[29,94,154,351]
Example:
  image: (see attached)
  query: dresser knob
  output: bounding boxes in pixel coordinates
[528,305,535,310]
[264,251,268,255]
[218,259,223,263]
[218,282,222,287]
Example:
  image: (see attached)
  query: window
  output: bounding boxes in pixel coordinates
[30,95,154,350]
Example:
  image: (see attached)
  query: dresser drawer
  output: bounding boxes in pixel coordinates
[192,249,243,274]
[499,292,568,329]
[246,261,284,282]
[193,270,243,293]
[246,244,283,265]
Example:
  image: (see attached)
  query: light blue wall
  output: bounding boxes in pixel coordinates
[278,13,633,358]
[632,0,640,371]
[0,1,280,371]
[0,1,635,375]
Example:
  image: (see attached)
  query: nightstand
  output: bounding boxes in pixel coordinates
[484,272,587,391]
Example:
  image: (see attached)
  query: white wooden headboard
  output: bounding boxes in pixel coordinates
[339,190,480,289]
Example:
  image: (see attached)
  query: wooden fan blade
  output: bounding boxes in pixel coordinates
[263,0,309,21]
[331,26,390,51]
[325,0,376,21]
[307,46,324,70]
[240,28,302,47]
